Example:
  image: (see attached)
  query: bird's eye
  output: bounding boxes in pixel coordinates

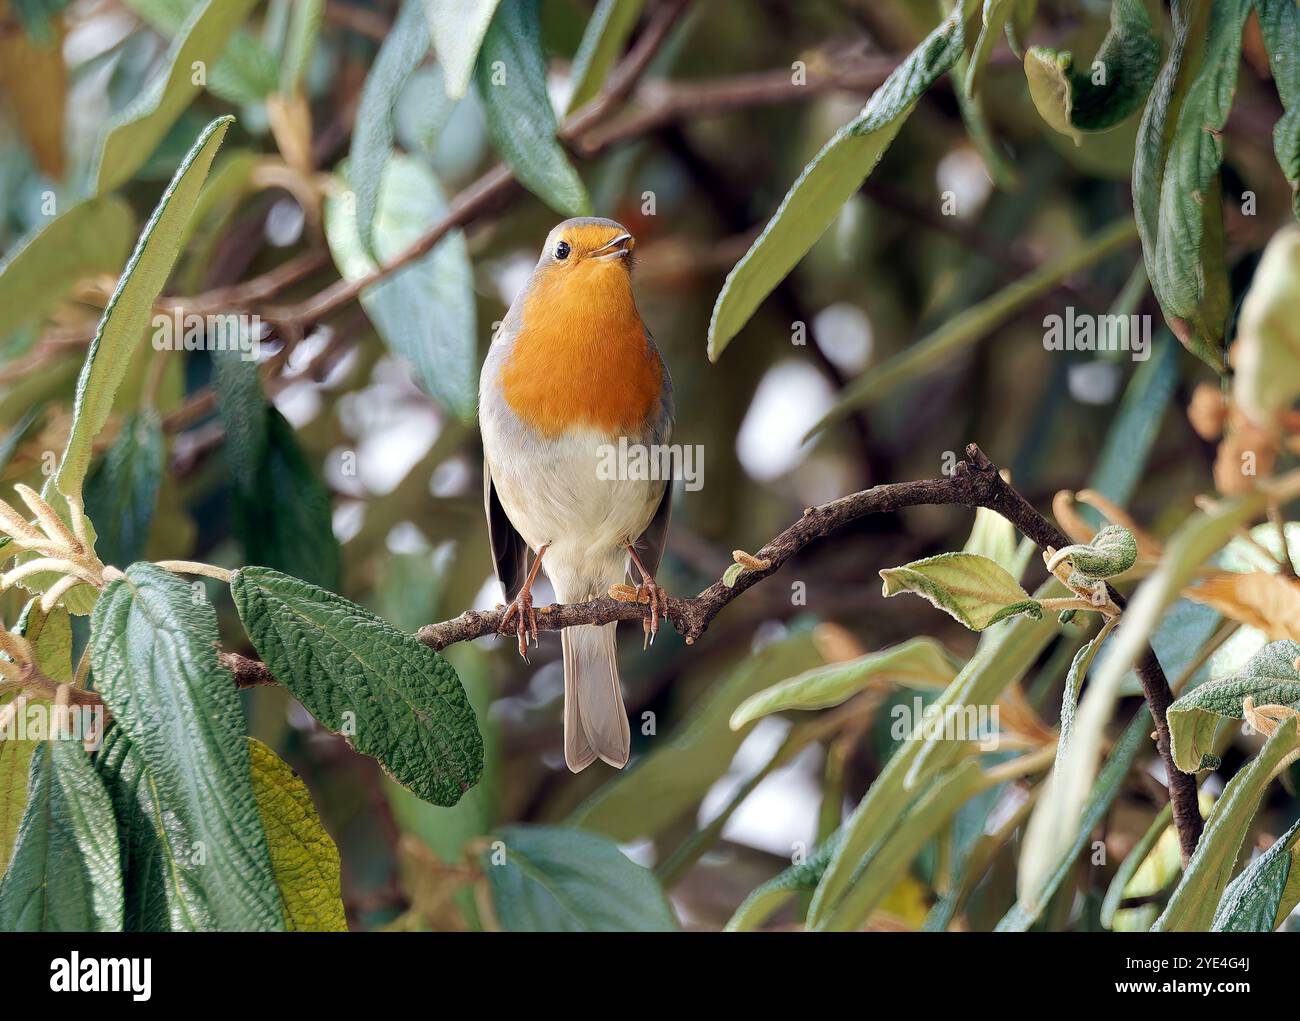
[554,240,571,260]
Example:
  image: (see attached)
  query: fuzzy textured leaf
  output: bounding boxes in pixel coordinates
[247,738,347,932]
[475,0,590,217]
[729,637,962,730]
[879,552,1042,631]
[1156,718,1300,931]
[91,563,283,930]
[350,0,431,257]
[92,0,257,194]
[1167,639,1300,773]
[83,411,164,568]
[1212,812,1300,931]
[706,8,964,360]
[56,116,232,503]
[1133,0,1250,371]
[231,567,484,807]
[0,740,122,931]
[1023,0,1159,141]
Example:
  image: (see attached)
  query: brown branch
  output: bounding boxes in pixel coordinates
[219,443,1201,860]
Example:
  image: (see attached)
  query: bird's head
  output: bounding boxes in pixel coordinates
[519,217,640,332]
[534,217,636,280]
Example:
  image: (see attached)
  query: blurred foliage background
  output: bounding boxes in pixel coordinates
[1,0,1299,932]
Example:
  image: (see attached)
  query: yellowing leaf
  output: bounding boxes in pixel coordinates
[1186,571,1300,641]
[879,552,1042,632]
[0,15,66,178]
[247,739,347,932]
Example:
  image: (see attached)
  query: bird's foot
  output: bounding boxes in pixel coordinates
[626,544,668,649]
[500,543,548,659]
[500,588,538,658]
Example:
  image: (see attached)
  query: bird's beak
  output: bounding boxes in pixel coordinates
[592,233,634,261]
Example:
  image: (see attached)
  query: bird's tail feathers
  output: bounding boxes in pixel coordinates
[561,623,629,771]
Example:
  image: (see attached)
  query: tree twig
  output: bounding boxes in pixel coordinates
[220,442,1201,858]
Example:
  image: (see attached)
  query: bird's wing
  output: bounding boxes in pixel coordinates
[484,458,528,602]
[634,328,674,578]
[635,482,672,579]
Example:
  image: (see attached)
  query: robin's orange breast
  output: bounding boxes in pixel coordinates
[499,260,662,437]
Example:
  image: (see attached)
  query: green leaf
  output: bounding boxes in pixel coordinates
[238,409,340,592]
[92,0,257,194]
[230,567,484,807]
[1167,640,1300,773]
[706,8,965,361]
[809,581,1065,927]
[1087,329,1178,510]
[998,704,1153,930]
[424,0,504,100]
[721,562,743,587]
[55,116,232,504]
[1232,225,1300,428]
[279,0,324,96]
[91,563,283,930]
[819,760,987,931]
[962,506,1023,576]
[1054,627,1109,780]
[1134,0,1250,371]
[350,0,431,258]
[964,0,1015,99]
[482,825,677,932]
[1155,717,1300,931]
[0,739,123,931]
[1212,811,1300,931]
[806,219,1137,431]
[725,831,842,932]
[325,155,477,421]
[1100,801,1176,929]
[476,0,590,217]
[729,637,962,730]
[247,737,347,932]
[1018,485,1287,897]
[0,407,44,478]
[1257,0,1300,216]
[879,552,1042,632]
[571,631,821,842]
[95,726,192,930]
[207,33,280,105]
[1023,0,1159,141]
[208,343,319,585]
[1004,0,1036,58]
[83,411,165,568]
[0,197,134,343]
[566,0,642,113]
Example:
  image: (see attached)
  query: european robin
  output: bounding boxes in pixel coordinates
[479,217,673,772]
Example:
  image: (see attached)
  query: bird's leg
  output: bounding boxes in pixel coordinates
[626,544,666,648]
[500,543,548,658]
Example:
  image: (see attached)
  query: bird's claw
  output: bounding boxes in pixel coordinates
[636,582,666,648]
[501,589,538,659]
